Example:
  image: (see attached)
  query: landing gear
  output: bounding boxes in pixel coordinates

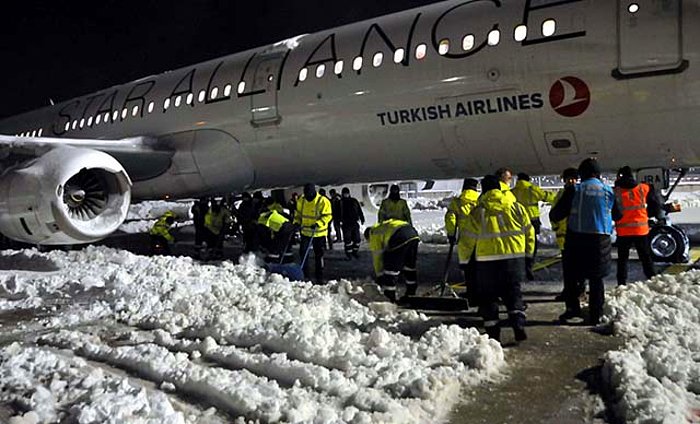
[649,224,689,263]
[637,167,691,264]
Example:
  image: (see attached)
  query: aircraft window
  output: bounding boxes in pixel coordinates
[186,93,194,105]
[175,95,182,107]
[198,90,206,103]
[267,74,274,82]
[462,35,475,51]
[87,116,93,127]
[439,39,450,55]
[80,118,85,129]
[316,64,326,78]
[112,111,119,121]
[210,87,219,99]
[132,106,139,117]
[334,60,344,75]
[31,130,36,137]
[121,108,128,119]
[488,29,500,46]
[64,122,70,132]
[164,98,171,111]
[628,3,639,13]
[72,120,78,130]
[394,48,405,63]
[105,112,111,123]
[96,114,102,125]
[224,84,232,97]
[373,52,383,67]
[148,102,154,114]
[353,56,363,71]
[38,129,43,137]
[542,19,556,37]
[514,25,527,42]
[299,68,308,81]
[237,81,246,94]
[415,44,427,60]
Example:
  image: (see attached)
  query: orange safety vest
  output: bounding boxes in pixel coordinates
[614,183,650,236]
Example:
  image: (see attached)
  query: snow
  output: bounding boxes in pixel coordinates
[602,271,700,423]
[120,200,194,234]
[0,246,505,423]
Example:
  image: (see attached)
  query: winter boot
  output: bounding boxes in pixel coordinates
[513,327,528,342]
[485,326,501,342]
[405,283,417,297]
[383,289,397,303]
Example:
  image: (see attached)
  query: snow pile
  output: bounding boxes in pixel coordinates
[408,197,449,211]
[670,191,700,210]
[127,200,193,221]
[0,247,505,423]
[602,271,700,423]
[0,343,186,423]
[416,223,448,244]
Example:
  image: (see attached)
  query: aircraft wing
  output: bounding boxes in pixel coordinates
[0,134,173,181]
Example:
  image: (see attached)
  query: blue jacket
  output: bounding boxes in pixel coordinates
[568,179,615,235]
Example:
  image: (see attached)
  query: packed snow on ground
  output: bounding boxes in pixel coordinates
[0,247,504,423]
[120,200,194,234]
[602,271,700,423]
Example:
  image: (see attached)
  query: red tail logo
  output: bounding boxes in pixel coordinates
[549,77,591,118]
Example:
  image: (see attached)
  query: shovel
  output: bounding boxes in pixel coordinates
[399,233,470,311]
[268,228,315,281]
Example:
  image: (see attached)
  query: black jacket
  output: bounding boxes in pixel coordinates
[340,197,365,226]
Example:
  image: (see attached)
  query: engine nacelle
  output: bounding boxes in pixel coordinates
[0,147,132,245]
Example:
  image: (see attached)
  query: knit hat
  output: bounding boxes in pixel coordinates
[462,178,479,191]
[481,175,501,193]
[578,158,601,180]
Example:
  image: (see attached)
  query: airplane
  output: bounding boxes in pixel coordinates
[0,0,695,263]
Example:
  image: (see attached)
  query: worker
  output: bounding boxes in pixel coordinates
[340,187,365,259]
[614,166,663,285]
[294,183,333,284]
[319,188,334,249]
[461,175,534,343]
[511,172,557,280]
[257,198,295,264]
[287,193,299,222]
[378,184,412,224]
[190,198,209,254]
[364,219,420,302]
[495,167,518,202]
[204,200,230,259]
[550,158,622,325]
[444,178,480,303]
[551,168,584,301]
[329,189,343,244]
[236,192,259,253]
[149,211,176,255]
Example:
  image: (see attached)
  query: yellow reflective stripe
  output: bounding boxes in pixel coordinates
[476,252,527,261]
[617,221,648,228]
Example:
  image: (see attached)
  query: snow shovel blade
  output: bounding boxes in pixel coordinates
[399,296,469,311]
[268,263,305,281]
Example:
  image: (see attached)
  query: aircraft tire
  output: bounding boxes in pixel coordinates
[649,224,689,264]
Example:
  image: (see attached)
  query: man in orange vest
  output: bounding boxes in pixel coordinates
[614,166,663,286]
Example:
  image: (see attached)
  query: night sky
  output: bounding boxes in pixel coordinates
[1,0,443,119]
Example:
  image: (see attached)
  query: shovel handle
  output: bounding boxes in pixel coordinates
[299,227,317,269]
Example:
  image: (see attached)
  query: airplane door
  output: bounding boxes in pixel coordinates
[615,0,685,77]
[251,53,285,126]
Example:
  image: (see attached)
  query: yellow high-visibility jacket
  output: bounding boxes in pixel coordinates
[444,189,480,264]
[550,189,568,251]
[511,180,557,220]
[378,198,412,224]
[294,194,332,237]
[500,181,518,203]
[149,214,175,242]
[368,219,417,275]
[462,189,535,262]
[205,209,229,236]
[258,210,289,233]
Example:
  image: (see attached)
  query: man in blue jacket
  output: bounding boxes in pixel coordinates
[549,158,622,325]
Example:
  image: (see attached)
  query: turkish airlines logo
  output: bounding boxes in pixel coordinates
[549,76,591,118]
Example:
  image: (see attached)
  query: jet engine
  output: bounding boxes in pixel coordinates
[0,147,132,245]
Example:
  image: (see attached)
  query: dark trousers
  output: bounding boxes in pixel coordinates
[525,218,541,280]
[333,219,343,241]
[242,223,258,253]
[475,258,526,331]
[259,223,295,263]
[150,235,171,255]
[300,235,325,283]
[342,222,361,257]
[378,238,419,297]
[617,235,655,285]
[562,254,605,324]
[459,255,477,302]
[194,224,206,247]
[561,247,586,304]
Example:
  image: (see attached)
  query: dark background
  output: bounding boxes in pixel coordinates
[0,0,443,119]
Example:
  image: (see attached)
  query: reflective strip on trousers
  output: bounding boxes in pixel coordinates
[484,320,499,327]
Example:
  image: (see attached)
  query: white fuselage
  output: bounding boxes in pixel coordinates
[1,0,698,200]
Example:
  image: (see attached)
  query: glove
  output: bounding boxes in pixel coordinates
[310,223,319,230]
[448,235,456,244]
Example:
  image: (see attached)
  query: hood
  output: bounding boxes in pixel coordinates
[459,189,480,202]
[514,180,533,190]
[615,175,638,189]
[479,189,514,212]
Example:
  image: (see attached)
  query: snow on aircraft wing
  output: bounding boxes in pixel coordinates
[0,134,173,181]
